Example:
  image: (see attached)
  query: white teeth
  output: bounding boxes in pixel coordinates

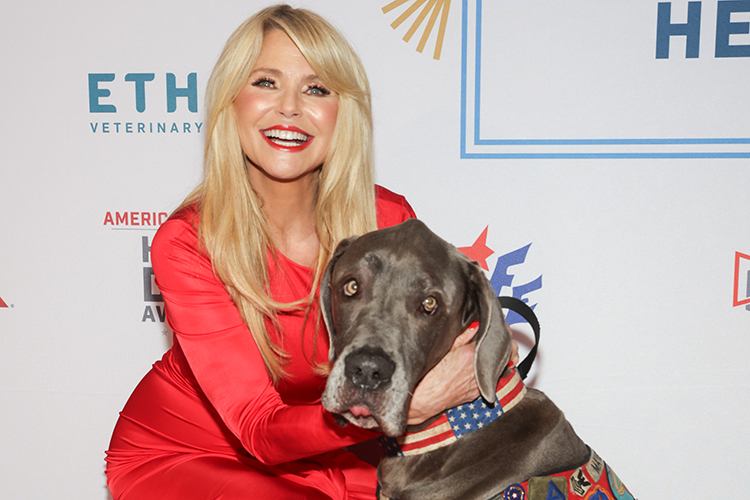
[263,129,309,143]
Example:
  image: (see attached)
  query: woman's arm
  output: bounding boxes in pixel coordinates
[151,218,375,466]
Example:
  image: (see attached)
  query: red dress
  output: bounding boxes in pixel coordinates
[106,186,415,500]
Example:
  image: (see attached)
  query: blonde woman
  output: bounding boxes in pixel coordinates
[106,5,505,499]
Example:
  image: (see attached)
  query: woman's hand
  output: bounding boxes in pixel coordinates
[407,323,520,426]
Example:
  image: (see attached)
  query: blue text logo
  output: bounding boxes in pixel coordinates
[88,73,198,113]
[656,1,750,58]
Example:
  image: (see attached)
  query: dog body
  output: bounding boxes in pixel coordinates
[321,219,631,500]
[376,387,589,499]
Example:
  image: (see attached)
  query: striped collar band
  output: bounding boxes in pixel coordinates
[379,369,526,457]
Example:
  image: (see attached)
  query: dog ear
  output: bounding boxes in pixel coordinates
[320,235,359,361]
[466,260,512,403]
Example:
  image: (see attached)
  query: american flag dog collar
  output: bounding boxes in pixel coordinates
[378,369,526,457]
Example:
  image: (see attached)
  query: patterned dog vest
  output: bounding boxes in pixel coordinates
[376,370,636,500]
[497,449,636,500]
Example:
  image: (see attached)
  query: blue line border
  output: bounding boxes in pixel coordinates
[460,0,750,159]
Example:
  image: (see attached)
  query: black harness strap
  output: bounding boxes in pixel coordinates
[497,296,540,381]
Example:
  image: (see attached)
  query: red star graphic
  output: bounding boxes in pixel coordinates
[458,226,494,271]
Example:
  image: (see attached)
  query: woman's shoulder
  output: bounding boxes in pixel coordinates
[152,204,202,257]
[375,185,417,229]
[170,203,200,226]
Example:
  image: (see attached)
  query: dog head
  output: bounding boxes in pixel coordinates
[320,219,512,437]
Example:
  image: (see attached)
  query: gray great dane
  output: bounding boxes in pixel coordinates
[321,219,635,500]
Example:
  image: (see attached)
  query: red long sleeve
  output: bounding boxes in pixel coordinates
[148,186,416,465]
[106,186,415,498]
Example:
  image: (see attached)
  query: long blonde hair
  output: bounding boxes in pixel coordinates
[178,5,377,383]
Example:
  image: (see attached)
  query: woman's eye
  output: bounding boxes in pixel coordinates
[421,296,438,314]
[306,84,331,96]
[343,279,359,297]
[251,77,275,88]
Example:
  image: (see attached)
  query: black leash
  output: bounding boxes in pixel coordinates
[497,296,540,381]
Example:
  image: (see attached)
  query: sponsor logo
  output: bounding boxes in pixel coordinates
[384,1,750,64]
[656,1,750,59]
[88,72,203,135]
[733,251,750,310]
[459,0,750,158]
[104,211,169,229]
[382,0,453,60]
[103,211,168,326]
[141,235,166,324]
[458,226,542,326]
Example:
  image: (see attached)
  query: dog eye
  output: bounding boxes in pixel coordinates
[343,278,359,297]
[421,296,438,314]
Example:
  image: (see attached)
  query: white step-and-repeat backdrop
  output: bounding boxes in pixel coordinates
[1,0,748,498]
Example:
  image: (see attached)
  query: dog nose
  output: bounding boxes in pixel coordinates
[344,347,395,390]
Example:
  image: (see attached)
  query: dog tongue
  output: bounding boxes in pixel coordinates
[349,405,371,417]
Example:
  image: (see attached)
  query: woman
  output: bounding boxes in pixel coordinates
[106,5,504,499]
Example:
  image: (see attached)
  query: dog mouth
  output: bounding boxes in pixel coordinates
[349,404,372,418]
[322,346,412,436]
[329,391,409,436]
[324,388,397,432]
[340,404,380,429]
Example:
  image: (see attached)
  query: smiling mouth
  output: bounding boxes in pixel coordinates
[262,128,311,148]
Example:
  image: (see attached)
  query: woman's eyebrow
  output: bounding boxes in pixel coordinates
[249,67,322,83]
[249,67,283,77]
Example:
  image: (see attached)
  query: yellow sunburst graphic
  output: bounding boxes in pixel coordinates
[382,0,452,60]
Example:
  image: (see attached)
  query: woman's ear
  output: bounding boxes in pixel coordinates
[320,235,359,361]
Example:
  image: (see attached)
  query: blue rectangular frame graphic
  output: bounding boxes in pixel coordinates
[460,0,750,159]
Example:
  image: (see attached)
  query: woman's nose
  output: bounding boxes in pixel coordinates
[275,89,301,118]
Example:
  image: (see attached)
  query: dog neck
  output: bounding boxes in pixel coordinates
[379,368,526,457]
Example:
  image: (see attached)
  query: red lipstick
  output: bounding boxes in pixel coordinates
[260,125,314,152]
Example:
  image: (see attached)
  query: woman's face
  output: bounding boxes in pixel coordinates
[234,30,339,186]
